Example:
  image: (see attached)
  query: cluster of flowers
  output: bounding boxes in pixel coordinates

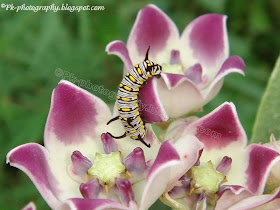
[8,5,280,210]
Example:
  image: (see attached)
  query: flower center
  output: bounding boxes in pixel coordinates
[189,161,226,196]
[161,63,184,75]
[87,152,126,184]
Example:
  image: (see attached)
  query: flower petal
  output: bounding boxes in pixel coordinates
[45,80,111,148]
[180,14,229,77]
[6,143,61,209]
[170,50,181,65]
[101,133,119,154]
[165,117,199,141]
[202,56,245,105]
[139,136,203,210]
[80,180,101,199]
[157,73,204,118]
[216,156,232,175]
[185,63,203,84]
[215,185,253,210]
[116,179,135,207]
[168,178,190,199]
[253,198,280,210]
[263,136,280,193]
[106,40,133,72]
[228,187,280,210]
[195,194,207,210]
[68,151,92,182]
[180,102,247,151]
[127,4,179,65]
[58,198,132,210]
[244,144,280,195]
[124,147,148,183]
[22,202,36,210]
[138,78,169,123]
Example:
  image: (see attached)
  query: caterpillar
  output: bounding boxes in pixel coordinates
[107,47,162,148]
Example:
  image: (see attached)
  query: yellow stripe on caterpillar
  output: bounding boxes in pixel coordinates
[134,110,139,115]
[129,76,136,82]
[124,86,132,91]
[122,97,130,101]
[119,84,123,87]
[137,68,142,75]
[130,130,137,134]
[121,108,131,112]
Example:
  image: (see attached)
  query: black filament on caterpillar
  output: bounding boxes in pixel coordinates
[107,47,162,148]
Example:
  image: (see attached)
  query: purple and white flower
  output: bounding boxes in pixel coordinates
[163,102,280,209]
[106,4,245,121]
[6,81,203,210]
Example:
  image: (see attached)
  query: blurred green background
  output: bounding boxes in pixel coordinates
[1,0,280,209]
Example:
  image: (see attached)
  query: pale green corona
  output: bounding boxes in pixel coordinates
[88,152,125,183]
[190,161,226,194]
[161,63,183,75]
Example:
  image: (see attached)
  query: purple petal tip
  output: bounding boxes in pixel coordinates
[80,180,101,199]
[216,156,232,175]
[101,133,119,154]
[70,151,92,181]
[124,147,147,174]
[116,179,135,206]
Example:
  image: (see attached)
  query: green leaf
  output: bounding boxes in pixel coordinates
[251,55,280,143]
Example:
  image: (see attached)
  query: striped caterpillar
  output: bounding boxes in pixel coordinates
[107,47,162,147]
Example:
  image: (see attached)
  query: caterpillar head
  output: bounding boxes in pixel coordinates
[144,46,162,77]
[150,64,162,76]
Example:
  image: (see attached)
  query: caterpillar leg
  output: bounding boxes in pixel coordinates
[139,115,146,125]
[127,117,134,127]
[107,116,120,125]
[155,74,161,79]
[107,132,127,139]
[138,135,150,148]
